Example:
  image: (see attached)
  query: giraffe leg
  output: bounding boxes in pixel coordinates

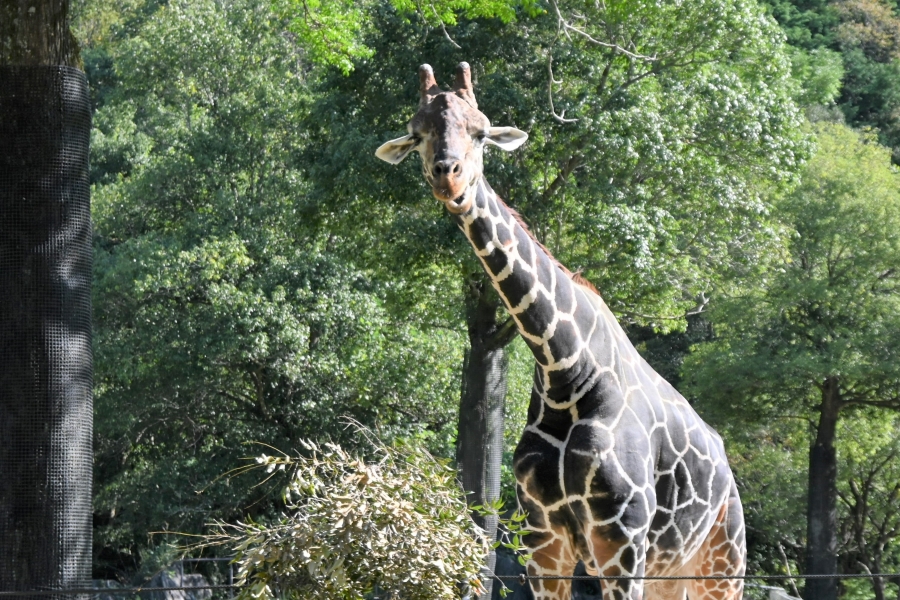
[524,528,579,600]
[685,487,746,600]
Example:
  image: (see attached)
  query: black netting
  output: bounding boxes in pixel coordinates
[0,66,93,600]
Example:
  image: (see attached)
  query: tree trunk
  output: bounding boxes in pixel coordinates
[872,552,886,600]
[804,377,842,600]
[0,3,91,599]
[0,0,79,66]
[457,274,515,600]
[873,576,886,600]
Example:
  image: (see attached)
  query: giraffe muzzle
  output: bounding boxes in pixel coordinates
[431,182,466,202]
[430,160,468,202]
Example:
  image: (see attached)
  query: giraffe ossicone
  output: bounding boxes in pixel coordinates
[376,62,746,600]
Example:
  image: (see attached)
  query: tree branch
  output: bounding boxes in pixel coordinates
[548,0,657,61]
[844,396,900,409]
[777,542,801,598]
[487,317,519,351]
[547,53,578,124]
[540,154,583,202]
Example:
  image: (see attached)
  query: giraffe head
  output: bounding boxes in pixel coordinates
[375,62,528,214]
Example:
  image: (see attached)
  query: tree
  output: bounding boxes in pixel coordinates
[0,0,92,596]
[759,0,900,162]
[837,414,900,600]
[0,0,80,65]
[87,0,465,577]
[684,121,900,600]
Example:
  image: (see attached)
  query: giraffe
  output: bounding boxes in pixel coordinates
[375,63,746,600]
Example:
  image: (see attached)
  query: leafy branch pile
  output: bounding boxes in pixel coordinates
[208,434,515,600]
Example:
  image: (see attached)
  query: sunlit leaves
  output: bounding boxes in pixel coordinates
[682,121,900,577]
[89,0,467,569]
[789,46,845,106]
[275,0,375,75]
[685,122,900,415]
[273,0,536,74]
[391,0,522,25]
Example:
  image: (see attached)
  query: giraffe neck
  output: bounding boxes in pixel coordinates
[454,178,617,407]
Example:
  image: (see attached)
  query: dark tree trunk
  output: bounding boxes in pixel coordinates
[868,538,886,600]
[873,576,886,600]
[0,3,92,599]
[0,0,79,67]
[804,377,842,600]
[457,274,515,600]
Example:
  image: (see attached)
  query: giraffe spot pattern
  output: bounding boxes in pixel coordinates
[455,179,746,600]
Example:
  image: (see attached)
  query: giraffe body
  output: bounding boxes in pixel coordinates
[376,63,745,600]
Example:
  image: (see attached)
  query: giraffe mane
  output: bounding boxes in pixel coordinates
[500,197,599,295]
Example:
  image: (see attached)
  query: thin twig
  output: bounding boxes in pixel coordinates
[547,54,578,124]
[431,5,462,49]
[777,542,801,598]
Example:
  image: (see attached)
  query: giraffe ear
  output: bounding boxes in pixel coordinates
[375,134,419,164]
[484,127,528,151]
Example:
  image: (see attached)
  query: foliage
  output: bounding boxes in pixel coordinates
[88,0,464,577]
[834,0,900,160]
[840,48,900,159]
[760,0,900,161]
[684,121,900,418]
[834,0,900,64]
[761,0,839,49]
[301,0,807,336]
[837,414,900,599]
[274,0,375,75]
[205,430,529,600]
[522,0,807,326]
[683,121,900,586]
[720,419,809,578]
[271,0,540,74]
[789,46,845,106]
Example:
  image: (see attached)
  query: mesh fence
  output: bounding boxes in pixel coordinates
[0,66,93,600]
[4,571,900,600]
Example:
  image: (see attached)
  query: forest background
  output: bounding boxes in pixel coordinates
[69,0,900,597]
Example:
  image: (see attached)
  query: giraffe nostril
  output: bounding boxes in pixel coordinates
[434,160,461,179]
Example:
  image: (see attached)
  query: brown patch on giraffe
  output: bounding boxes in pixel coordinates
[698,503,743,575]
[686,499,745,600]
[588,524,628,577]
[535,538,564,560]
[526,534,578,600]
